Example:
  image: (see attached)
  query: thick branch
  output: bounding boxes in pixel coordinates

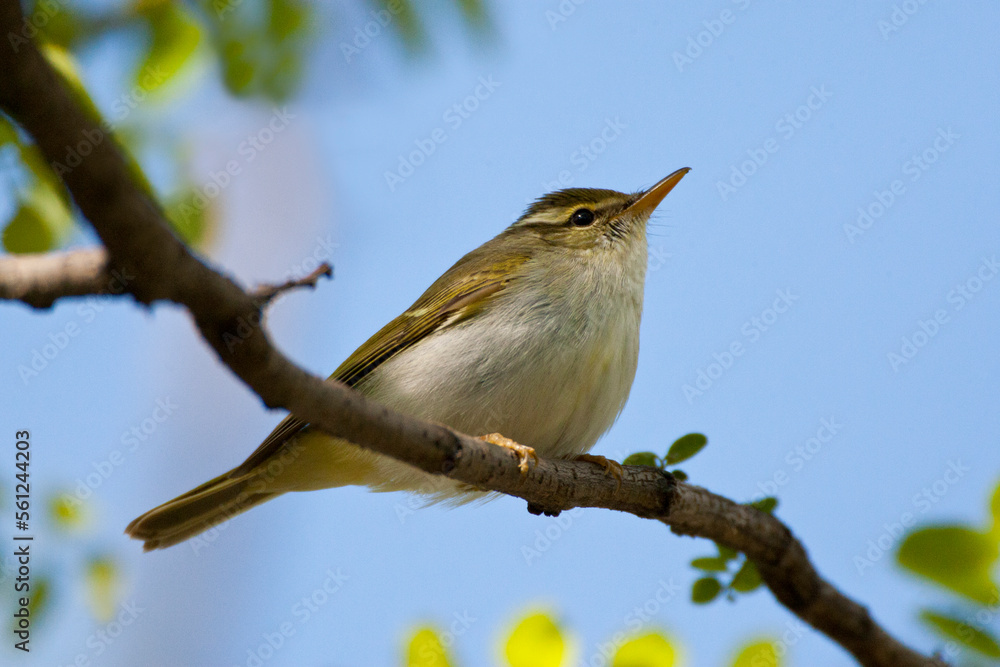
[0,6,938,666]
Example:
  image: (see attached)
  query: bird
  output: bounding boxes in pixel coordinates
[126,168,689,550]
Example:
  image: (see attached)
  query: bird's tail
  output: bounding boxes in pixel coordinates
[125,469,280,551]
[126,427,381,551]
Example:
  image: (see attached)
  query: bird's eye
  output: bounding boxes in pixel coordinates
[569,208,595,226]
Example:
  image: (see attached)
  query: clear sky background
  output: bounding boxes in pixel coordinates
[2,1,999,666]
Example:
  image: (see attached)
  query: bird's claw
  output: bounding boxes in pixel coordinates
[479,433,538,474]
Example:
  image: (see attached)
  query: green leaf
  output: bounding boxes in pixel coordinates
[671,469,688,482]
[406,628,454,667]
[665,433,707,465]
[165,186,214,247]
[136,1,203,96]
[3,204,53,253]
[920,608,1000,658]
[691,557,730,572]
[268,0,308,41]
[505,612,565,667]
[613,632,677,667]
[717,544,739,560]
[897,525,999,605]
[623,452,659,468]
[691,577,721,604]
[731,639,782,667]
[730,560,763,593]
[749,497,779,514]
[0,114,18,144]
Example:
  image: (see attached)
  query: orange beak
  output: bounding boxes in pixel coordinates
[625,167,690,216]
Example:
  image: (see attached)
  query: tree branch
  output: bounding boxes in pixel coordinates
[249,262,334,306]
[0,5,940,666]
[0,247,119,308]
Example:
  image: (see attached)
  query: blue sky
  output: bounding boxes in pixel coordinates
[2,1,999,665]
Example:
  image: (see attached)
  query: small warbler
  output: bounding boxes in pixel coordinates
[127,168,689,550]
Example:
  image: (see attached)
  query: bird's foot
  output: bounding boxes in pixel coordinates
[479,433,538,475]
[574,454,624,489]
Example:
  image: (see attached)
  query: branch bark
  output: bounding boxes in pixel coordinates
[0,247,117,307]
[0,5,940,666]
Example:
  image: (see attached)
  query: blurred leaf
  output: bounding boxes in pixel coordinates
[717,544,739,560]
[269,0,307,40]
[165,185,215,246]
[731,639,781,667]
[34,5,82,49]
[0,114,18,144]
[3,176,74,253]
[505,612,565,667]
[3,204,53,253]
[205,0,310,102]
[690,557,729,572]
[613,632,676,667]
[897,525,999,605]
[671,470,688,482]
[406,627,453,667]
[665,434,707,466]
[623,452,658,468]
[920,608,1000,658]
[85,556,122,622]
[691,577,721,604]
[219,38,256,95]
[135,0,203,96]
[749,497,779,514]
[730,560,763,593]
[49,492,89,532]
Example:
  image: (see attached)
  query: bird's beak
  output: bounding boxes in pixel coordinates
[625,167,690,217]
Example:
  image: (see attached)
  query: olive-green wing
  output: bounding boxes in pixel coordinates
[233,253,531,475]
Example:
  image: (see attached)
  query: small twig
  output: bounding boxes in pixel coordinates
[249,262,333,306]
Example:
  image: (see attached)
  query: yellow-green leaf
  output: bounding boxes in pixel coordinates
[730,560,763,593]
[505,612,565,667]
[665,433,707,465]
[3,203,54,253]
[85,557,122,622]
[748,497,778,514]
[268,0,308,41]
[406,627,453,667]
[691,557,729,572]
[897,525,999,605]
[623,452,658,468]
[165,185,215,247]
[920,608,1000,658]
[49,492,89,531]
[731,639,782,667]
[613,632,676,667]
[135,1,203,96]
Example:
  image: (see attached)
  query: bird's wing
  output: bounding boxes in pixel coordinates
[233,253,531,475]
